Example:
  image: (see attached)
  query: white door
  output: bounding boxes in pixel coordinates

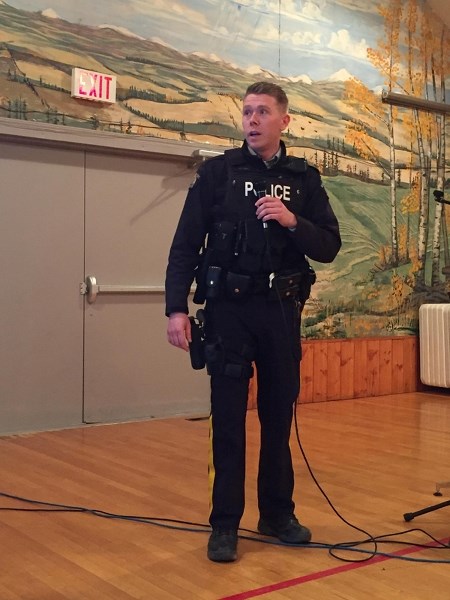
[83,152,209,423]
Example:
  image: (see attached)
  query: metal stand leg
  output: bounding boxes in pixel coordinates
[433,481,450,497]
[403,482,450,522]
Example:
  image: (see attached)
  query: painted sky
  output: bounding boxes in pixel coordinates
[7,0,386,86]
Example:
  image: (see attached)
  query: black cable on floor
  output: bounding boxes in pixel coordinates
[1,491,450,564]
[292,402,450,563]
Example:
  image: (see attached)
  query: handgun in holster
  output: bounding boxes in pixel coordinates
[188,309,206,369]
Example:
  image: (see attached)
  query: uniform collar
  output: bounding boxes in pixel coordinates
[242,141,287,169]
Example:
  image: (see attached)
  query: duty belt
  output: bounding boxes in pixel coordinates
[205,266,307,300]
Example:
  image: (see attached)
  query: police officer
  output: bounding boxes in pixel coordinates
[165,82,341,562]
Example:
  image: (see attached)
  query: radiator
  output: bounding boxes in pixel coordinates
[419,303,450,388]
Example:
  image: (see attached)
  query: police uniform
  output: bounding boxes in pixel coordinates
[165,140,341,532]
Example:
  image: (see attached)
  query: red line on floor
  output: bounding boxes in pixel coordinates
[218,537,450,600]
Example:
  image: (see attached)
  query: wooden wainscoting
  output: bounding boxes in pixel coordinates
[248,336,420,407]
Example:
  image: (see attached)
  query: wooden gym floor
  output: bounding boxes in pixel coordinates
[1,391,450,599]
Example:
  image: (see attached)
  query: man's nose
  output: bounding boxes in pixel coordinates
[249,111,259,124]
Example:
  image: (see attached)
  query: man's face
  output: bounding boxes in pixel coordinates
[242,93,290,160]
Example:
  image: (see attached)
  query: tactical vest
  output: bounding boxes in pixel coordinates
[205,148,307,275]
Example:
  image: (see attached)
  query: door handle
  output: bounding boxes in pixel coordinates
[83,275,165,303]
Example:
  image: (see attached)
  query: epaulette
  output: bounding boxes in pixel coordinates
[285,156,308,173]
[224,147,246,166]
[307,163,321,175]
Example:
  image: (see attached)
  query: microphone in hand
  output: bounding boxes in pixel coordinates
[253,182,268,229]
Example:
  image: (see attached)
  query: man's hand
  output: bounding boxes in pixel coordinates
[167,312,191,352]
[255,194,297,229]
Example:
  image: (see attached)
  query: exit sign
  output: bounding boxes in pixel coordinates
[71,68,116,103]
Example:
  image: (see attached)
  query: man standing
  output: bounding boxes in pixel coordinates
[165,82,341,562]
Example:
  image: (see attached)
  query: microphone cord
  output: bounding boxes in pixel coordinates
[258,193,379,561]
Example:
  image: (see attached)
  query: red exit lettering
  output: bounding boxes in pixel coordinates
[72,68,116,103]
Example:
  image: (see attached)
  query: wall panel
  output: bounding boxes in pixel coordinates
[248,336,420,408]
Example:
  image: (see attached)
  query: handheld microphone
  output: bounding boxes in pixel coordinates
[254,182,268,229]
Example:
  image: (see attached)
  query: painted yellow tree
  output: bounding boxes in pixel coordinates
[401,172,421,277]
[346,0,449,297]
[400,0,449,290]
[345,0,403,267]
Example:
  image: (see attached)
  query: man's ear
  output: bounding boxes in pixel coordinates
[281,113,290,131]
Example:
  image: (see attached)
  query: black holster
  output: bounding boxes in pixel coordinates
[188,310,206,369]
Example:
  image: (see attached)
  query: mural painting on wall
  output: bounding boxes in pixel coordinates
[0,0,448,338]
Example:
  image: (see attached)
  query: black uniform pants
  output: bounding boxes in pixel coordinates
[205,294,301,531]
